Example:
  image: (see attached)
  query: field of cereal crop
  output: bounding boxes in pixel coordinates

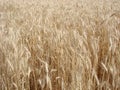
[0,0,120,90]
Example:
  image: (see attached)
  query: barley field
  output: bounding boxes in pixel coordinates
[0,0,120,90]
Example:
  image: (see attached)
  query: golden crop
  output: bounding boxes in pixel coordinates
[0,0,120,90]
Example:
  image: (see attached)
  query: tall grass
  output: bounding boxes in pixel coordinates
[0,0,120,90]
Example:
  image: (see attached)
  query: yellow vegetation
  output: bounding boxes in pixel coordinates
[0,0,120,90]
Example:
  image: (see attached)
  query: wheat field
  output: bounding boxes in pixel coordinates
[0,0,120,90]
